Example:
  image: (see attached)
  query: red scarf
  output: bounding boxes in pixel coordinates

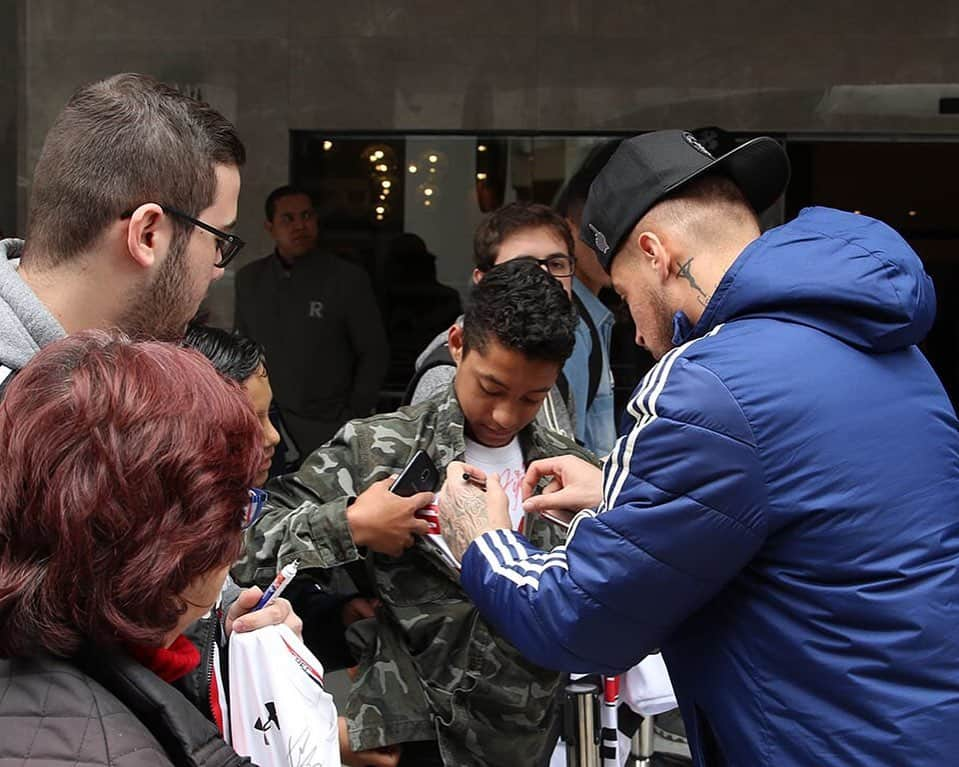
[127,634,201,683]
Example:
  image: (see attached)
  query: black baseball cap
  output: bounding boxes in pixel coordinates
[580,130,791,271]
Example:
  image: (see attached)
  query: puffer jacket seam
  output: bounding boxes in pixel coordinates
[83,676,114,766]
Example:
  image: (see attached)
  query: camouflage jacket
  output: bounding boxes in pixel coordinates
[233,384,598,766]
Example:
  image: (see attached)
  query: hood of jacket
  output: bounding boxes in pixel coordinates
[683,206,936,353]
[0,238,65,369]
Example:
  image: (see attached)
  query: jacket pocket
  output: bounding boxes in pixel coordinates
[373,547,461,607]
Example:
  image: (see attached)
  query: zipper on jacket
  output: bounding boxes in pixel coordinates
[206,605,220,724]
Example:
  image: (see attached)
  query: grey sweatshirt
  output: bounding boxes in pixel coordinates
[0,239,65,381]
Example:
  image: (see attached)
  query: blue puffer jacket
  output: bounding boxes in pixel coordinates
[461,207,959,766]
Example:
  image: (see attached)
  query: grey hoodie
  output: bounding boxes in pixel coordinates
[0,238,65,381]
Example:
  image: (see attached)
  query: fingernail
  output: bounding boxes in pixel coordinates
[233,620,246,632]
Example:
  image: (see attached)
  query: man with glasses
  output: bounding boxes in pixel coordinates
[407,201,579,441]
[234,185,389,455]
[0,73,304,671]
[0,73,245,396]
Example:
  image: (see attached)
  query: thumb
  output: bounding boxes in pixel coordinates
[234,585,263,610]
[227,586,263,634]
[376,474,399,490]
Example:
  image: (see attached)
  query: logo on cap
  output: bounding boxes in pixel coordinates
[683,132,713,159]
[588,224,610,255]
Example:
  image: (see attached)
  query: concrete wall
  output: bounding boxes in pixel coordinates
[0,0,19,238]
[11,0,959,260]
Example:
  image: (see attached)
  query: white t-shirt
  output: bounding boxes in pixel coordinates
[465,436,527,530]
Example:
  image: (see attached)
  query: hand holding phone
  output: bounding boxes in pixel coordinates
[390,450,445,536]
[346,474,434,558]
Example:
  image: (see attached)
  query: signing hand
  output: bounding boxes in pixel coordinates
[339,717,401,767]
[226,587,303,638]
[520,455,604,515]
[436,461,510,561]
[346,476,434,557]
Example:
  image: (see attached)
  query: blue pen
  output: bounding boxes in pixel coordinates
[255,559,299,610]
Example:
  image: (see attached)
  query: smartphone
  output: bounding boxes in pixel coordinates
[541,508,577,530]
[390,450,439,497]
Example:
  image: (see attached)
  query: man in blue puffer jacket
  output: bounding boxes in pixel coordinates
[435,130,959,766]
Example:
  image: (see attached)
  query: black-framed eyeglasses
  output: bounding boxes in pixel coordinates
[513,252,576,278]
[242,488,268,530]
[120,204,245,268]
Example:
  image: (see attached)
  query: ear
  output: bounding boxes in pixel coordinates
[448,324,465,366]
[471,268,484,285]
[636,231,672,284]
[125,204,167,270]
[264,219,274,236]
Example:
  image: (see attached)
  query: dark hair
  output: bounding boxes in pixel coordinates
[0,332,261,658]
[184,323,265,383]
[554,139,623,225]
[25,73,245,268]
[473,201,575,272]
[265,185,314,221]
[463,258,577,365]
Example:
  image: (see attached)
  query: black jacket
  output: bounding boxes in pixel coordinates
[0,652,250,767]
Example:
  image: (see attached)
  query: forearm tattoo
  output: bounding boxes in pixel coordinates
[443,489,494,561]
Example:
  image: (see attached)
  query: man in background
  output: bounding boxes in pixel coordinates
[554,141,621,456]
[235,185,389,454]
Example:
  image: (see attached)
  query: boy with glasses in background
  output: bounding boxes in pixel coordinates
[407,201,581,442]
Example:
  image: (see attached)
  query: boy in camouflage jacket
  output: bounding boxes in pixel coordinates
[234,260,598,766]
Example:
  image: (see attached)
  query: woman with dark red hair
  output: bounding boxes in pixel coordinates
[0,332,295,766]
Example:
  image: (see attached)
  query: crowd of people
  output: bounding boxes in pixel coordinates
[1,71,958,767]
